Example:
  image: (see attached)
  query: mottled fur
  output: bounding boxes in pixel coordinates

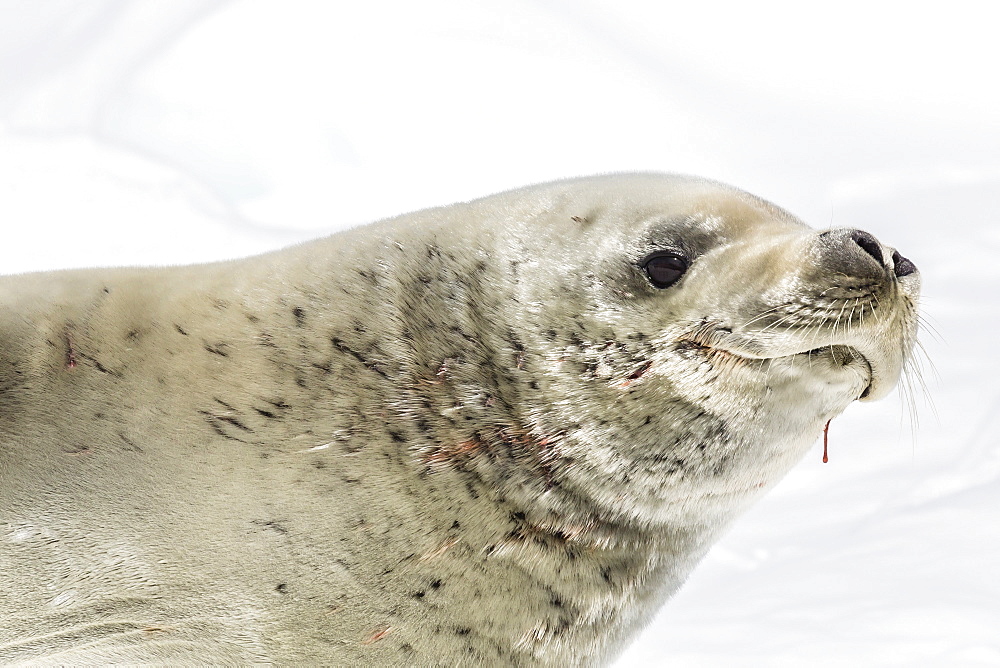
[0,174,919,665]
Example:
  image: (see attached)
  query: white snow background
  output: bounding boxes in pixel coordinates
[2,2,998,665]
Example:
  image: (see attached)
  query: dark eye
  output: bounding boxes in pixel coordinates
[642,252,688,289]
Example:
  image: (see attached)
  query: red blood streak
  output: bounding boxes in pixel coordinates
[822,419,831,463]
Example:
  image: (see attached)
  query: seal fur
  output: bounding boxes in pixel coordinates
[0,173,920,665]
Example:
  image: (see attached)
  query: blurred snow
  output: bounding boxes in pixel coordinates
[1,2,997,665]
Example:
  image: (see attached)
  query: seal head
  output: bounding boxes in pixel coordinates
[412,174,920,531]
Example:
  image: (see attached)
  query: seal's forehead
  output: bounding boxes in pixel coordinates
[569,176,809,249]
[681,187,807,234]
[555,173,808,233]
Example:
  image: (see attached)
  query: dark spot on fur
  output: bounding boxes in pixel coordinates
[712,456,732,476]
[126,329,140,341]
[76,352,120,377]
[257,519,288,534]
[357,269,378,285]
[199,410,252,440]
[388,430,406,443]
[118,433,142,452]
[627,361,653,380]
[254,407,277,419]
[292,306,305,327]
[449,325,478,344]
[214,397,237,411]
[204,343,230,357]
[456,627,471,636]
[275,583,288,594]
[430,579,442,590]
[258,332,277,348]
[218,415,251,431]
[411,590,426,599]
[174,324,189,336]
[203,420,243,441]
[331,337,389,379]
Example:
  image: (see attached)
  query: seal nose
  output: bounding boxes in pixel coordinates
[850,230,884,265]
[818,228,917,280]
[890,249,917,277]
[849,230,917,278]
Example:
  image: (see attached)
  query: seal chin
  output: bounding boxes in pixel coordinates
[799,344,875,399]
[683,328,882,400]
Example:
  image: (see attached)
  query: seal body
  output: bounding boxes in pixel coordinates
[0,174,920,665]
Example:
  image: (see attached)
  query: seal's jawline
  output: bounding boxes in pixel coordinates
[680,335,874,396]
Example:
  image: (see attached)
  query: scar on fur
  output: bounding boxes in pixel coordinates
[421,428,561,489]
[419,536,459,562]
[416,361,450,386]
[498,427,561,490]
[420,436,485,469]
[362,626,393,645]
[618,361,653,388]
[141,626,172,634]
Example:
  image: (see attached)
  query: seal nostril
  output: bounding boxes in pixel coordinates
[850,230,884,266]
[891,250,917,277]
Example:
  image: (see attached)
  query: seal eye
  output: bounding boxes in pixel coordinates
[642,252,688,289]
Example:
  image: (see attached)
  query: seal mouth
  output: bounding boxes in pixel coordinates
[678,329,875,398]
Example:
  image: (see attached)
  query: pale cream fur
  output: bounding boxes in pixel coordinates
[0,174,919,665]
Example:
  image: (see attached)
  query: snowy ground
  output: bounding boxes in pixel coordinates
[2,2,998,666]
